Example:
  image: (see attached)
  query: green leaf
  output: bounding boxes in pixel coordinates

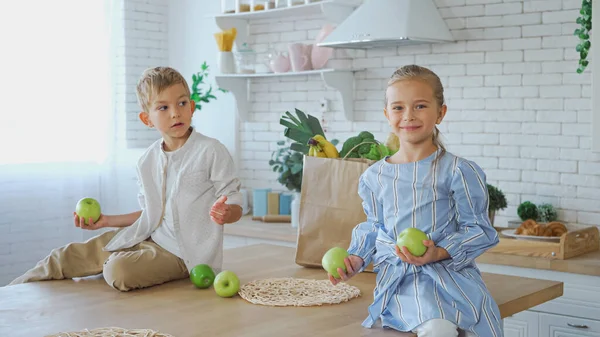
[307,113,325,137]
[279,119,298,130]
[581,50,588,59]
[294,108,312,133]
[577,43,583,52]
[191,93,200,102]
[284,128,311,144]
[584,40,591,49]
[290,142,309,154]
[574,28,582,35]
[577,17,584,24]
[291,163,303,174]
[284,111,303,128]
[277,140,285,146]
[330,139,339,146]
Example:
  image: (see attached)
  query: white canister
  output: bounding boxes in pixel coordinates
[217,51,236,74]
[290,191,300,228]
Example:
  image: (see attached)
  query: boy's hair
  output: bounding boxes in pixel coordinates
[385,64,447,157]
[136,66,190,112]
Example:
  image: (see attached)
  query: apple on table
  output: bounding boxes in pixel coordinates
[214,270,240,298]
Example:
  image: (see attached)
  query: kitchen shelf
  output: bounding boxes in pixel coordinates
[210,0,355,50]
[215,68,356,121]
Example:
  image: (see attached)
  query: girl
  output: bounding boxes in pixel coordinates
[328,65,502,337]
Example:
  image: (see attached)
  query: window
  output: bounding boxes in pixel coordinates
[0,1,113,164]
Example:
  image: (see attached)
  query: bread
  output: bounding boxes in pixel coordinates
[514,219,567,237]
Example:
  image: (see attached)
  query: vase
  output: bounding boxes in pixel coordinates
[488,210,496,226]
[291,191,300,228]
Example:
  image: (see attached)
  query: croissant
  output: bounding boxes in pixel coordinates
[515,219,544,236]
[543,221,568,237]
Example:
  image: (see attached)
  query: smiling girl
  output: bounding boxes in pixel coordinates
[328,65,502,337]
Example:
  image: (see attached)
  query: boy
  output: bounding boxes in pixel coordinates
[9,66,243,291]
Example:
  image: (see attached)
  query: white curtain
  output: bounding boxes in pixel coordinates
[0,1,122,285]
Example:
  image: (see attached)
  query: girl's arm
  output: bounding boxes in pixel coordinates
[434,160,499,271]
[347,176,384,273]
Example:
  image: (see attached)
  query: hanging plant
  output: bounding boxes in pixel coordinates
[575,0,592,74]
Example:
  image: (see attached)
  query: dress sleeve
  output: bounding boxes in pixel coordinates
[347,175,384,272]
[435,159,499,271]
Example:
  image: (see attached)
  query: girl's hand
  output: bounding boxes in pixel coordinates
[74,212,109,230]
[328,255,364,285]
[395,240,450,266]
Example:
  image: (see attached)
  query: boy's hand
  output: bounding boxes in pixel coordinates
[210,196,242,225]
[74,212,109,230]
[395,240,450,266]
[328,255,364,286]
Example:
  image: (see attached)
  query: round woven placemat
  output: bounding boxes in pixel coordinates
[238,277,361,307]
[46,327,175,337]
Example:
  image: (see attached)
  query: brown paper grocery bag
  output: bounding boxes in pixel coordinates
[295,155,376,272]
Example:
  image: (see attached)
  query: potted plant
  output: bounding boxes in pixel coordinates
[269,141,303,227]
[517,201,539,222]
[537,203,558,223]
[190,62,226,111]
[487,184,507,226]
[269,141,303,193]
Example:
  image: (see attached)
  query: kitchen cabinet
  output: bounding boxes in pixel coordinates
[540,313,600,336]
[504,311,539,337]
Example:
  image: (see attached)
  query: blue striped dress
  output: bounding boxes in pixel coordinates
[347,149,503,337]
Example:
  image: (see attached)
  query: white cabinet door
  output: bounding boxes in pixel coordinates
[503,311,539,337]
[540,313,600,336]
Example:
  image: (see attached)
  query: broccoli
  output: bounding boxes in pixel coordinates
[358,131,374,140]
[339,136,363,157]
[341,131,378,158]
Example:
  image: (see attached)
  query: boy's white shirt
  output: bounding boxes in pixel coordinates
[103,128,243,273]
[150,149,181,258]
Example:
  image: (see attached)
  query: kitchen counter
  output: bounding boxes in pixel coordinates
[226,217,600,277]
[0,244,563,337]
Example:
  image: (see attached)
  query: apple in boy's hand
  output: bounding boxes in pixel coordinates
[396,228,429,257]
[190,264,216,289]
[75,197,102,225]
[322,247,349,279]
[213,270,240,297]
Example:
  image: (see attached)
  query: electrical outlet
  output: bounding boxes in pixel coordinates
[319,98,329,113]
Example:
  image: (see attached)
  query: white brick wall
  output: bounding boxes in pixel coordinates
[240,0,600,228]
[124,0,169,149]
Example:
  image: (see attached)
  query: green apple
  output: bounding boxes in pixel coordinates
[213,270,240,298]
[75,197,101,225]
[396,227,429,257]
[190,264,216,289]
[321,246,349,279]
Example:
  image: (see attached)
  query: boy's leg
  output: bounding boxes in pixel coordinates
[9,230,117,285]
[102,239,188,292]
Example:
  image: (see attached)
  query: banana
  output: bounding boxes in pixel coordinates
[310,135,340,158]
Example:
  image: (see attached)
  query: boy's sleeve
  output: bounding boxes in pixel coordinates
[435,160,499,272]
[347,176,384,273]
[136,165,146,211]
[209,141,243,206]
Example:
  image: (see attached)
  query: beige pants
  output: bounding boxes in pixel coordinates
[9,230,189,291]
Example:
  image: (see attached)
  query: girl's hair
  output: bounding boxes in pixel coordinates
[385,64,447,161]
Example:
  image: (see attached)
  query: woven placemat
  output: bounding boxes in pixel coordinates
[46,327,175,337]
[238,277,361,307]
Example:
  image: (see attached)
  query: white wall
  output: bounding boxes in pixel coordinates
[168,0,239,162]
[235,0,600,227]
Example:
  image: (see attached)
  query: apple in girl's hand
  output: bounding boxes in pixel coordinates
[322,247,349,279]
[75,197,101,225]
[213,270,240,297]
[190,264,216,289]
[396,228,429,257]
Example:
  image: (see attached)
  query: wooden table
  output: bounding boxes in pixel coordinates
[0,244,563,337]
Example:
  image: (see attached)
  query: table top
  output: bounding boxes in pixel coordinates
[0,244,563,337]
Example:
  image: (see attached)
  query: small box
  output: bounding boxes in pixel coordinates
[252,188,271,217]
[279,193,292,215]
[267,192,280,215]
